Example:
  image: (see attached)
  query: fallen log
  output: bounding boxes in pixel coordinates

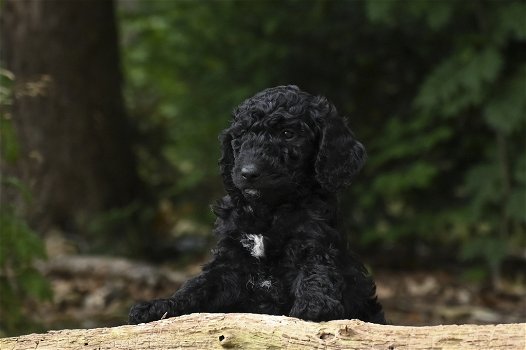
[35,255,188,286]
[1,313,524,350]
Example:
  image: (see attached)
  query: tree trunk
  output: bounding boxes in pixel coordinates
[1,0,141,233]
[0,313,524,350]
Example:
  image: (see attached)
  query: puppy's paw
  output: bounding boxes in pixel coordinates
[128,300,170,324]
[289,295,345,321]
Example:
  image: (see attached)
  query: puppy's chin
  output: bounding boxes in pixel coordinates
[242,188,261,201]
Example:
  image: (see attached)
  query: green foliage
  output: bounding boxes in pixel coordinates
[0,69,18,164]
[0,203,52,336]
[483,65,526,134]
[0,70,51,336]
[362,0,526,272]
[119,0,526,277]
[415,46,503,117]
[86,201,156,256]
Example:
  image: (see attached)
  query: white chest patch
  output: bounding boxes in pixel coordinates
[241,234,265,258]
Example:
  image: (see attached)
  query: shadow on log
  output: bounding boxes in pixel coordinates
[1,313,524,349]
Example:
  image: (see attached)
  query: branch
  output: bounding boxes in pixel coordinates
[2,313,524,349]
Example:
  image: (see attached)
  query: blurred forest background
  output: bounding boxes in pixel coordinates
[1,0,525,337]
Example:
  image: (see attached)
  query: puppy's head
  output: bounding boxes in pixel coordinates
[219,85,366,203]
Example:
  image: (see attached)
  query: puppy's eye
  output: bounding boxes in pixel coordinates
[282,130,296,140]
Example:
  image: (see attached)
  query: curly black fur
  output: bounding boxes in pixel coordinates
[129,85,385,324]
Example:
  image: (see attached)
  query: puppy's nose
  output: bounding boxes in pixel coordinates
[241,164,260,181]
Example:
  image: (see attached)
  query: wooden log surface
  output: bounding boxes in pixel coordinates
[1,313,524,350]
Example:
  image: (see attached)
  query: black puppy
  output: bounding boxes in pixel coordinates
[129,85,385,324]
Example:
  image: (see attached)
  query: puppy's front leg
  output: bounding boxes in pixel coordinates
[289,273,345,321]
[129,258,246,324]
[288,244,345,321]
[128,273,206,324]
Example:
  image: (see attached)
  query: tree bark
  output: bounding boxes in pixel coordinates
[0,313,524,350]
[1,0,141,232]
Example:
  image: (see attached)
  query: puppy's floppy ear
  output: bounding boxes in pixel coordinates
[314,105,367,192]
[218,128,236,194]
